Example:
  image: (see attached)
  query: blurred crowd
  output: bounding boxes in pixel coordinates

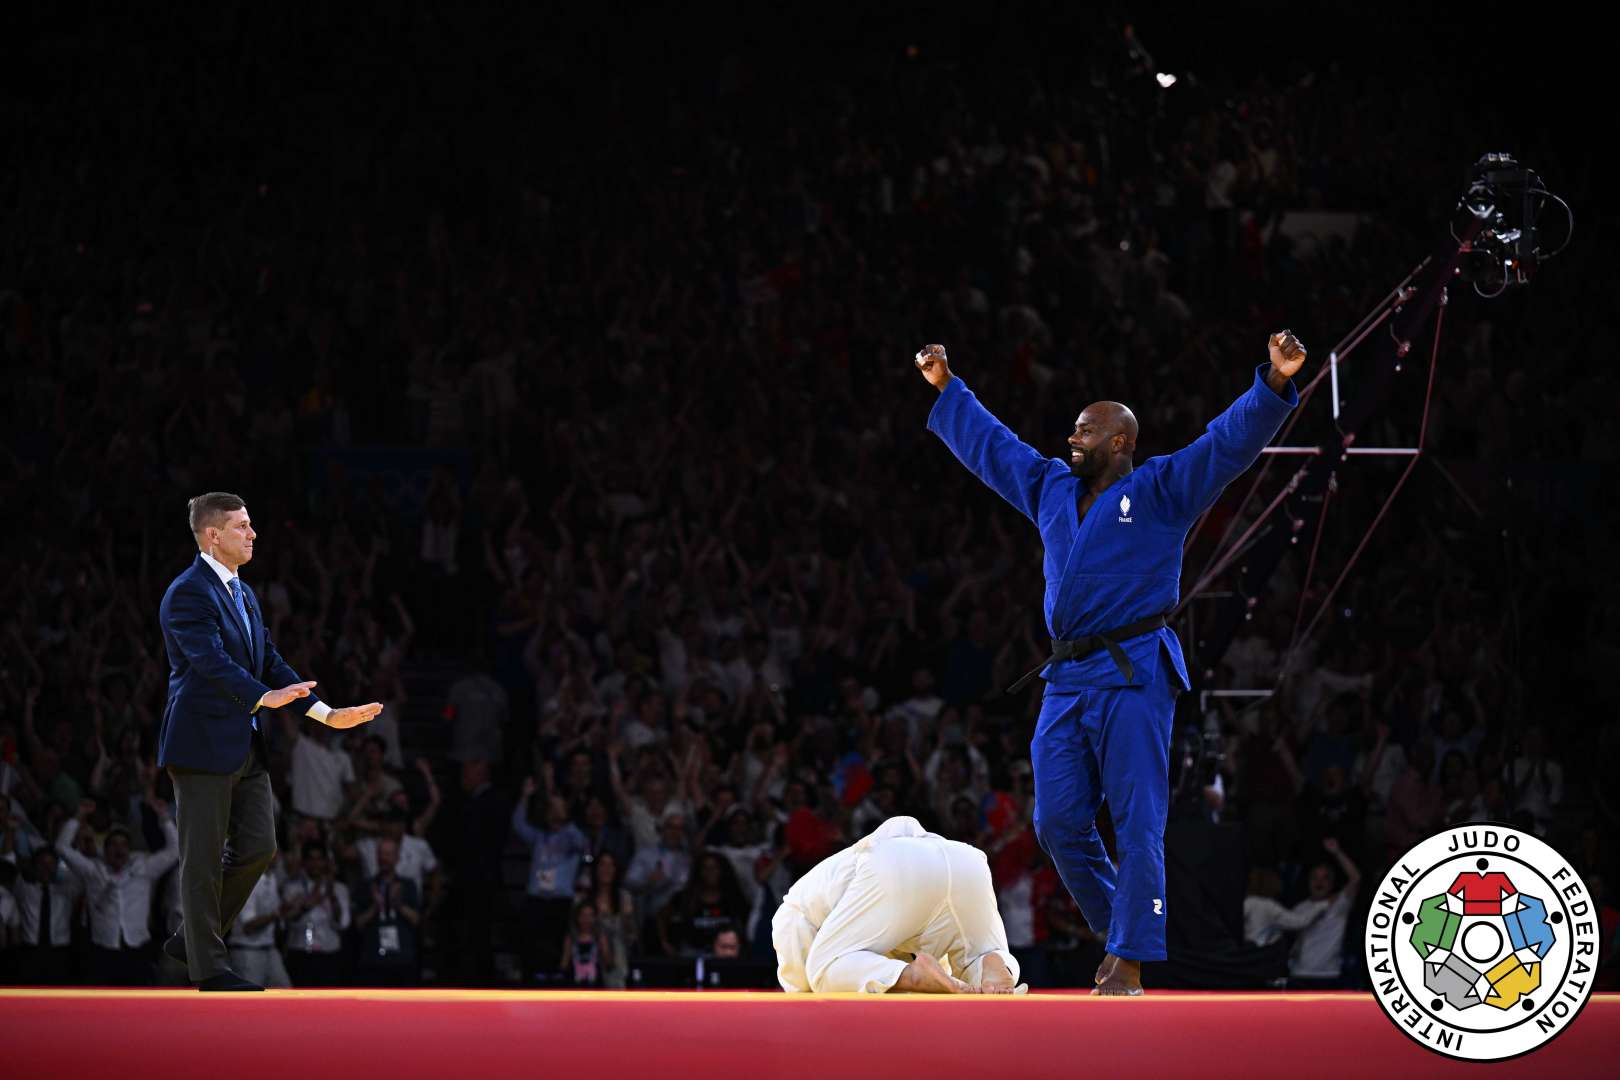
[3,5,1616,990]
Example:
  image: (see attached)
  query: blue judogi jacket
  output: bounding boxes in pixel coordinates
[927,364,1297,691]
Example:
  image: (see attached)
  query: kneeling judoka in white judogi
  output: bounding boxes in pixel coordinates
[772,816,1024,994]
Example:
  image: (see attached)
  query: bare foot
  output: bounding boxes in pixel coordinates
[1094,957,1144,997]
[892,953,974,994]
[979,953,1017,994]
[1094,953,1118,987]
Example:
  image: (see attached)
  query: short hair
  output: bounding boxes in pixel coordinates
[189,492,246,536]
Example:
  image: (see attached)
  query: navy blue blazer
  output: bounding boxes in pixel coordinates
[157,554,322,773]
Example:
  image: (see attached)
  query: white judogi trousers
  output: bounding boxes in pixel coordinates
[772,816,1019,993]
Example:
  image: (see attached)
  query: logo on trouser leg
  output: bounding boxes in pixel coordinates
[1152,899,1163,915]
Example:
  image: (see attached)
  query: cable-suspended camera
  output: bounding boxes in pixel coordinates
[1180,156,1573,708]
[1454,154,1573,298]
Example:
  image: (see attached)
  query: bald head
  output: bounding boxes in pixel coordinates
[1083,401,1138,446]
[1069,401,1138,482]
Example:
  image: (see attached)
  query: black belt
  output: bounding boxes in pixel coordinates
[1006,613,1169,694]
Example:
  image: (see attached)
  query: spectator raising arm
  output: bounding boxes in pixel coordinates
[1322,837,1361,900]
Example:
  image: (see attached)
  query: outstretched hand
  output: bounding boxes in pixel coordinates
[914,343,953,391]
[324,703,383,730]
[262,681,318,710]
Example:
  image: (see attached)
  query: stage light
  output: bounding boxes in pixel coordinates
[1155,72,1177,88]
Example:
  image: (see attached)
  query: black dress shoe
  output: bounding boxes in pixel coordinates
[163,933,187,966]
[198,971,264,992]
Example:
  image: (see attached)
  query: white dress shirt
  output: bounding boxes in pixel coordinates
[199,551,332,723]
[282,876,351,953]
[625,796,692,853]
[229,869,282,948]
[55,818,180,949]
[11,864,85,946]
[1288,891,1353,978]
[625,843,692,915]
[0,886,20,939]
[2,793,45,860]
[289,734,355,820]
[355,834,439,894]
[1243,894,1324,947]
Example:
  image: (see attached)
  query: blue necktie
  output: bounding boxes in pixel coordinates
[228,578,252,645]
[229,578,258,730]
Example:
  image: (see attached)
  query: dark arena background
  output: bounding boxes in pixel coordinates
[2,3,1617,1076]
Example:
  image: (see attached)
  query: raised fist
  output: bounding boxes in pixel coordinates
[1268,330,1307,379]
[914,344,953,391]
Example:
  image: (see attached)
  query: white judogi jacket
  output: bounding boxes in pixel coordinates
[773,816,1019,993]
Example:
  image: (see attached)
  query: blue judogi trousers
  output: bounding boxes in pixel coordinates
[1031,654,1179,962]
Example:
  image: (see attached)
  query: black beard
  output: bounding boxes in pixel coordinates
[1070,450,1103,478]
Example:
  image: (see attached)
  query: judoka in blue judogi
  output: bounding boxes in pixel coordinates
[917,333,1306,994]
